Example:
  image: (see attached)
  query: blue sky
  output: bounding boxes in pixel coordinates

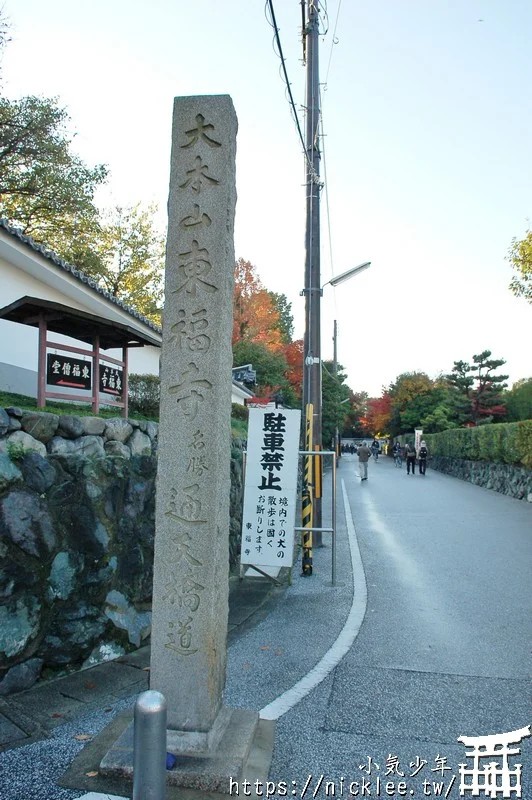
[3,0,530,397]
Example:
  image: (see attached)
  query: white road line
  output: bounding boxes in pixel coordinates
[260,478,368,720]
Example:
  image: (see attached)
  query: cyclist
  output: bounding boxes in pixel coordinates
[371,439,380,461]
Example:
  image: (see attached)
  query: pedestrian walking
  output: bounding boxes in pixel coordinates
[357,441,372,481]
[418,440,428,475]
[405,443,416,475]
[371,439,380,461]
[393,441,402,468]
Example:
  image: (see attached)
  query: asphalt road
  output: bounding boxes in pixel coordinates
[227,453,532,798]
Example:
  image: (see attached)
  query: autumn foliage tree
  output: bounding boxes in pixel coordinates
[233,259,284,353]
[232,259,302,405]
[282,339,303,399]
[365,393,392,436]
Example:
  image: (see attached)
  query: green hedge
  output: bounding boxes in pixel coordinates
[424,421,532,468]
[231,402,249,421]
[128,374,161,419]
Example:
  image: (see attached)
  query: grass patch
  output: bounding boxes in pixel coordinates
[0,390,155,422]
[1,390,250,434]
[231,416,248,439]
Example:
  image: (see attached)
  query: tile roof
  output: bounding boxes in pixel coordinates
[0,218,162,335]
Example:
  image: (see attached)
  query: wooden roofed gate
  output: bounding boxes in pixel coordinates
[0,296,162,417]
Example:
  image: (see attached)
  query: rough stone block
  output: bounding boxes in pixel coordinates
[0,489,56,557]
[104,419,133,443]
[0,657,43,696]
[82,416,107,436]
[128,429,151,456]
[19,451,56,493]
[0,453,22,493]
[58,415,84,439]
[21,411,59,443]
[5,430,46,458]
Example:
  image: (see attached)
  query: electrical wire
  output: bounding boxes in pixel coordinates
[324,0,342,88]
[319,87,335,293]
[317,0,329,36]
[265,0,321,186]
[322,359,348,388]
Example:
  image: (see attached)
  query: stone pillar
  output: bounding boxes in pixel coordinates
[150,96,237,749]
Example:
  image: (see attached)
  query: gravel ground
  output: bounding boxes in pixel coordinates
[0,697,134,800]
[0,532,350,800]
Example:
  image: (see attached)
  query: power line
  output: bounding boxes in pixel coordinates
[324,0,342,87]
[319,87,335,291]
[265,0,321,185]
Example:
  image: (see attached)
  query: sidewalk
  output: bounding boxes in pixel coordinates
[0,573,286,755]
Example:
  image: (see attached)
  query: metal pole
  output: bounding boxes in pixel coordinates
[333,319,339,460]
[301,404,314,576]
[331,444,337,585]
[133,690,167,800]
[302,0,322,543]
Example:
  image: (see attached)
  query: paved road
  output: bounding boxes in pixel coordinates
[1,455,530,799]
[227,454,531,798]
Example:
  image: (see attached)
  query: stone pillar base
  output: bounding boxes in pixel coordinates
[100,707,270,794]
[166,704,232,756]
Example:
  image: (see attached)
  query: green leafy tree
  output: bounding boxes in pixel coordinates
[268,292,294,344]
[342,390,369,438]
[400,385,457,433]
[387,372,434,436]
[504,378,532,422]
[0,95,108,266]
[507,229,532,304]
[322,361,351,447]
[87,204,165,324]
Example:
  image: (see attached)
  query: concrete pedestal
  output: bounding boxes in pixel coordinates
[98,709,271,794]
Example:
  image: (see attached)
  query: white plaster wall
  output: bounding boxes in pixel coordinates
[0,254,161,397]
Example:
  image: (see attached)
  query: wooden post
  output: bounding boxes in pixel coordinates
[37,314,47,409]
[93,335,100,414]
[122,346,129,418]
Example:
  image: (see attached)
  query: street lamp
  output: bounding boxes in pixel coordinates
[323,261,371,291]
[330,263,372,465]
[301,260,371,548]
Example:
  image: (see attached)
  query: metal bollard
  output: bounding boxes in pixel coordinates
[133,690,167,800]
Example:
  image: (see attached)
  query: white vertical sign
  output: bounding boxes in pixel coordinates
[240,408,301,568]
[415,428,423,454]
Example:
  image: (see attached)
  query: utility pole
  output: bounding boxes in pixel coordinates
[302,0,322,547]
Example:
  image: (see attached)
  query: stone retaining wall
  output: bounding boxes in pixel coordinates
[0,408,245,695]
[429,455,532,501]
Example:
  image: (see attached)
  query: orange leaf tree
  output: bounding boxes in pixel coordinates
[365,393,392,436]
[233,258,284,353]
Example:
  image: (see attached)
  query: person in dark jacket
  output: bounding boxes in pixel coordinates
[393,441,402,468]
[357,442,372,481]
[418,440,428,475]
[405,443,416,475]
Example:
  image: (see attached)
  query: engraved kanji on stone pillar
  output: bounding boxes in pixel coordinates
[150,95,238,750]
